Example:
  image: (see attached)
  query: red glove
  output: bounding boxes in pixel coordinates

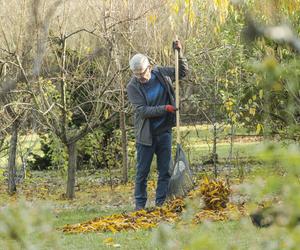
[165,105,177,113]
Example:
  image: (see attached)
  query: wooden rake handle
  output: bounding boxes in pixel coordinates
[174,36,180,145]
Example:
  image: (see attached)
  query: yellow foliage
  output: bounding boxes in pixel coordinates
[200,177,231,210]
[263,56,278,70]
[256,123,263,135]
[193,203,246,223]
[62,199,184,234]
[104,110,109,119]
[103,237,114,244]
[62,180,246,234]
[249,107,256,116]
[147,14,157,25]
[224,98,234,112]
[252,0,300,19]
[259,89,264,99]
[213,0,230,25]
[171,2,180,14]
[272,82,283,92]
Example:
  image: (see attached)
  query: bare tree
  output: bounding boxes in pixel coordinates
[0,0,176,199]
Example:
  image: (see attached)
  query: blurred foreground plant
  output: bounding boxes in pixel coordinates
[0,201,58,250]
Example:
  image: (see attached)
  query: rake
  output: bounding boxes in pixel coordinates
[167,37,194,198]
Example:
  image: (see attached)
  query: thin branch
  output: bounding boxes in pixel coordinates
[68,111,118,145]
[106,1,167,30]
[43,102,55,116]
[64,28,99,40]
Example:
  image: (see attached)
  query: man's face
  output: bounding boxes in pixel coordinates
[133,66,151,83]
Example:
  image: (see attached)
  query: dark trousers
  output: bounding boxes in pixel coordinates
[135,131,172,209]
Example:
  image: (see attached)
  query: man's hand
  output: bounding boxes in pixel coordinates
[173,40,182,51]
[165,105,177,113]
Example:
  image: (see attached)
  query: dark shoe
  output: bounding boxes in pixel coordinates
[134,206,145,211]
[155,202,164,207]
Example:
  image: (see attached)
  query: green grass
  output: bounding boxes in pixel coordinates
[167,220,264,250]
[52,206,159,250]
[0,203,273,250]
[179,124,256,140]
[0,202,156,250]
[183,141,262,162]
[51,207,263,250]
[53,211,265,250]
[57,228,156,250]
[0,125,270,250]
[54,206,133,228]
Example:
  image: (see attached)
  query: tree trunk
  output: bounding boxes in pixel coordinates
[228,122,234,163]
[0,137,4,151]
[212,122,218,178]
[212,84,218,178]
[66,142,77,199]
[227,121,235,175]
[120,110,128,183]
[8,120,18,195]
[112,39,129,183]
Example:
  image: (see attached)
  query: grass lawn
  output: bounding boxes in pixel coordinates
[53,206,156,250]
[49,198,265,250]
[0,125,280,250]
[54,216,263,250]
[184,141,262,163]
[1,167,271,250]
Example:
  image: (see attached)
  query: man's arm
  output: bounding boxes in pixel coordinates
[160,55,188,82]
[127,84,167,119]
[158,40,188,81]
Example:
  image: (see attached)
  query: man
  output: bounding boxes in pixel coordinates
[127,40,188,210]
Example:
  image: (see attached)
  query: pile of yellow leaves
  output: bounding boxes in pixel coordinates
[200,177,231,210]
[63,178,246,234]
[193,203,246,223]
[193,177,246,223]
[63,199,184,234]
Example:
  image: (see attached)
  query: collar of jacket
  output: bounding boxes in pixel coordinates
[131,66,172,90]
[130,66,175,105]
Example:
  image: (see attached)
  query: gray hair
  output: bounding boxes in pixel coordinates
[129,53,150,72]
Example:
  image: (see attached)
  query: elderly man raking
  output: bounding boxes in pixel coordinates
[127,40,188,210]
